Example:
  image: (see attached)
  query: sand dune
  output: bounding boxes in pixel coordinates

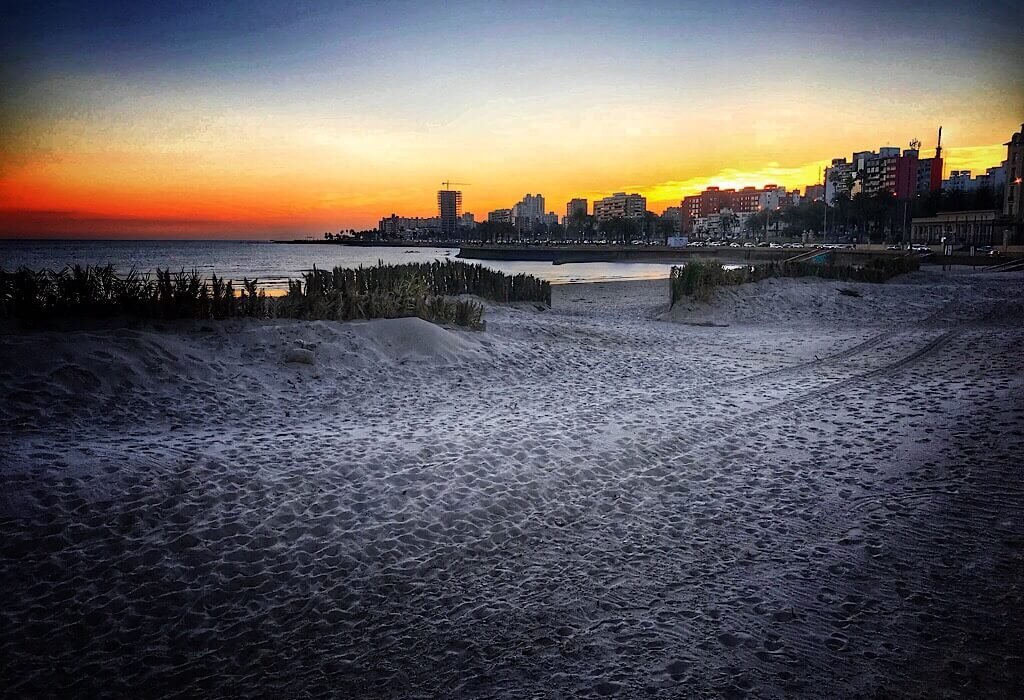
[2,269,1023,697]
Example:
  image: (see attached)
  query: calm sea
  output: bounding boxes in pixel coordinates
[0,240,679,291]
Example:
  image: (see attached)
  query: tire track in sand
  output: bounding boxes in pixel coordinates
[667,329,958,452]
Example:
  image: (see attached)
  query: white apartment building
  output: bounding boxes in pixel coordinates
[943,165,1007,193]
[824,158,855,203]
[512,193,545,233]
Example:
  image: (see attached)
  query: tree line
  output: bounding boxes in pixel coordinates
[475,210,677,245]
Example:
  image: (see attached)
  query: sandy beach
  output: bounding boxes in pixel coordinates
[2,269,1023,698]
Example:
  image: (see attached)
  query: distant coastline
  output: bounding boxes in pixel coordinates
[273,239,458,247]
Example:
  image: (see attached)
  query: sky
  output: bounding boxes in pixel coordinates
[1,0,1022,239]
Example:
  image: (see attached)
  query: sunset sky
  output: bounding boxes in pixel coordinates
[2,0,1022,238]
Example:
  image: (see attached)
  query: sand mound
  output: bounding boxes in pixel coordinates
[352,316,481,363]
[663,273,953,327]
[0,317,487,438]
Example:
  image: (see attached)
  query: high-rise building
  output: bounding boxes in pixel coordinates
[512,194,545,234]
[892,149,920,200]
[593,192,646,221]
[827,132,943,202]
[487,209,512,224]
[566,198,588,220]
[661,206,683,234]
[917,156,943,194]
[1004,123,1024,223]
[682,187,724,220]
[860,147,918,198]
[980,165,1007,193]
[438,189,462,237]
[804,184,825,201]
[757,184,792,211]
[824,158,855,203]
[983,164,1007,192]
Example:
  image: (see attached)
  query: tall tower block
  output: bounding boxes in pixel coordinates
[438,189,462,237]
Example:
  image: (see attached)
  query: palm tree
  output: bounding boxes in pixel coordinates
[719,207,739,237]
[642,210,659,243]
[656,217,676,243]
[568,210,589,242]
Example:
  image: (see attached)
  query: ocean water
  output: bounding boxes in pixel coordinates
[0,240,680,291]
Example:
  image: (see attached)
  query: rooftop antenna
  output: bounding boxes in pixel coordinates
[935,126,942,159]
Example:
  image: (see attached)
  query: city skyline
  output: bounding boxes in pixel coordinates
[2,0,1022,238]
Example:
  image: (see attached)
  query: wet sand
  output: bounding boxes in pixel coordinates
[2,269,1023,698]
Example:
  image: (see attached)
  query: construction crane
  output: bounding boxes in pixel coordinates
[441,180,470,191]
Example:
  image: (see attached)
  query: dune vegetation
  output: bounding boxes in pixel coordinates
[669,256,921,306]
[0,260,551,329]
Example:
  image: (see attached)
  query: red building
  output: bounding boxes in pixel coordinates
[863,149,930,199]
[732,186,765,214]
[893,150,919,200]
[917,157,943,194]
[681,184,791,233]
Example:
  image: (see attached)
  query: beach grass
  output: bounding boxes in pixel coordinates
[0,260,546,329]
[669,256,921,306]
[0,265,262,322]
